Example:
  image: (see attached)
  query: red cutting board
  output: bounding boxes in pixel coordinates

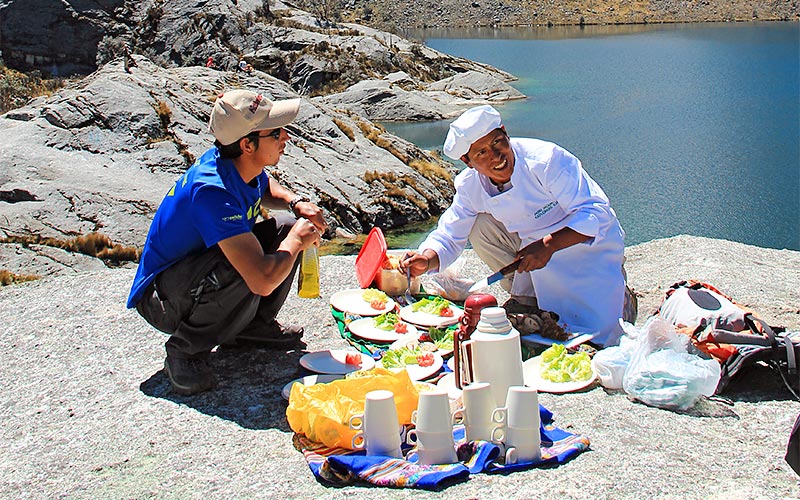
[355,227,387,288]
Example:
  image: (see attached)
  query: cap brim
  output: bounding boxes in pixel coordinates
[253,98,301,131]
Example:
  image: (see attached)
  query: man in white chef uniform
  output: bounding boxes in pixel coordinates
[401,105,632,347]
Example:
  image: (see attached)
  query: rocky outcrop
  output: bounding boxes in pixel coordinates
[0,0,523,97]
[315,70,524,121]
[0,57,457,267]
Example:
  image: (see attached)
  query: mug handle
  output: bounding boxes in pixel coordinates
[505,446,518,465]
[490,424,505,444]
[352,432,366,450]
[349,413,364,431]
[406,429,418,446]
[491,406,507,424]
[451,408,465,425]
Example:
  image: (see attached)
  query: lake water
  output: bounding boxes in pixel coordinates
[384,22,799,251]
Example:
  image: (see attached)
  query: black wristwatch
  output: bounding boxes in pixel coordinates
[288,195,310,212]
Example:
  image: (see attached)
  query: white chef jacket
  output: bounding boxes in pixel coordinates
[419,138,626,346]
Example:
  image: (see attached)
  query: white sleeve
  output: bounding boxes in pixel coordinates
[418,184,478,272]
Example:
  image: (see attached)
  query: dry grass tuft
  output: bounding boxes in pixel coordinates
[409,159,452,182]
[1,233,141,264]
[332,118,355,141]
[0,269,40,286]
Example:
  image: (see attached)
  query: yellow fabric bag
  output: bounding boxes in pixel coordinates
[286,367,419,449]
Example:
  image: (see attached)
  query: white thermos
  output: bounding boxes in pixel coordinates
[459,307,525,406]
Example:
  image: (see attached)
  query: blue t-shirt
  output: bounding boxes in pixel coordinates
[126,147,269,308]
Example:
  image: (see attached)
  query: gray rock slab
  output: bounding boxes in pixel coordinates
[1,236,799,498]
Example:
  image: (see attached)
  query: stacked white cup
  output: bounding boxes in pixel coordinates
[349,390,403,458]
[406,390,458,465]
[451,382,495,442]
[490,386,542,464]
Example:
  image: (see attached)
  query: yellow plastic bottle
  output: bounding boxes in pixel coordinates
[297,246,320,298]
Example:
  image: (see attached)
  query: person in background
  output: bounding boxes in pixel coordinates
[206,56,217,69]
[401,105,634,347]
[127,90,326,395]
[238,59,253,74]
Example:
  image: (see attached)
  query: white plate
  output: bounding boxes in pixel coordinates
[414,381,438,393]
[389,333,453,357]
[299,350,376,375]
[398,304,464,328]
[379,352,444,381]
[281,374,344,400]
[522,356,597,394]
[330,289,396,317]
[447,357,455,372]
[347,317,418,343]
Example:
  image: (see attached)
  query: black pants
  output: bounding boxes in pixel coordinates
[135,214,300,359]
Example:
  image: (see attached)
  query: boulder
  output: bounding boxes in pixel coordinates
[317,70,526,121]
[426,70,526,102]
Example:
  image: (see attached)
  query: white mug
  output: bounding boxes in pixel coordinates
[352,429,402,458]
[491,425,541,464]
[349,390,402,454]
[408,445,458,465]
[412,390,452,433]
[451,382,494,442]
[491,386,540,429]
[406,428,455,451]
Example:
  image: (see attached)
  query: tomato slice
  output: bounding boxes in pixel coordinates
[416,352,435,367]
[370,299,387,310]
[394,322,408,334]
[439,307,453,317]
[345,353,362,366]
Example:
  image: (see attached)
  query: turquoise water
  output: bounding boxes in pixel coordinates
[385,22,799,251]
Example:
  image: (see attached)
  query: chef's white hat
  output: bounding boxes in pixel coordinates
[442,105,502,160]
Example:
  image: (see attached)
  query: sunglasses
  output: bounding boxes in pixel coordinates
[250,128,283,140]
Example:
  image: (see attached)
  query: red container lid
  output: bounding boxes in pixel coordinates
[355,227,387,288]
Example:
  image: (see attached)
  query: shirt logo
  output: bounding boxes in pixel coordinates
[534,201,558,219]
[222,215,243,222]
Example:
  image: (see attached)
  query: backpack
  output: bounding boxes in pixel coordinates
[656,281,800,398]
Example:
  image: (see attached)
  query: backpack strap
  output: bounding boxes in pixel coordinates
[746,315,800,399]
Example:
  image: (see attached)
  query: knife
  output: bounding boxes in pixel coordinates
[468,259,522,293]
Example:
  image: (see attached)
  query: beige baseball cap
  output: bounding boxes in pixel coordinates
[208,90,301,146]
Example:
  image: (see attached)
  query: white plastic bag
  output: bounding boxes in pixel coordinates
[422,256,475,302]
[592,346,630,390]
[621,317,721,411]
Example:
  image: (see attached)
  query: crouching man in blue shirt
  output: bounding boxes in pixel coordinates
[127,90,325,395]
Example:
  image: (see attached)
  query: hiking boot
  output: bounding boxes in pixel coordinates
[163,356,214,396]
[223,320,304,349]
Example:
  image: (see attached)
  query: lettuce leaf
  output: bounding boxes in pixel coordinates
[374,312,399,331]
[411,296,452,315]
[540,344,593,382]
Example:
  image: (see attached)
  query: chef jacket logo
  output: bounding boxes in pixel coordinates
[534,201,558,219]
